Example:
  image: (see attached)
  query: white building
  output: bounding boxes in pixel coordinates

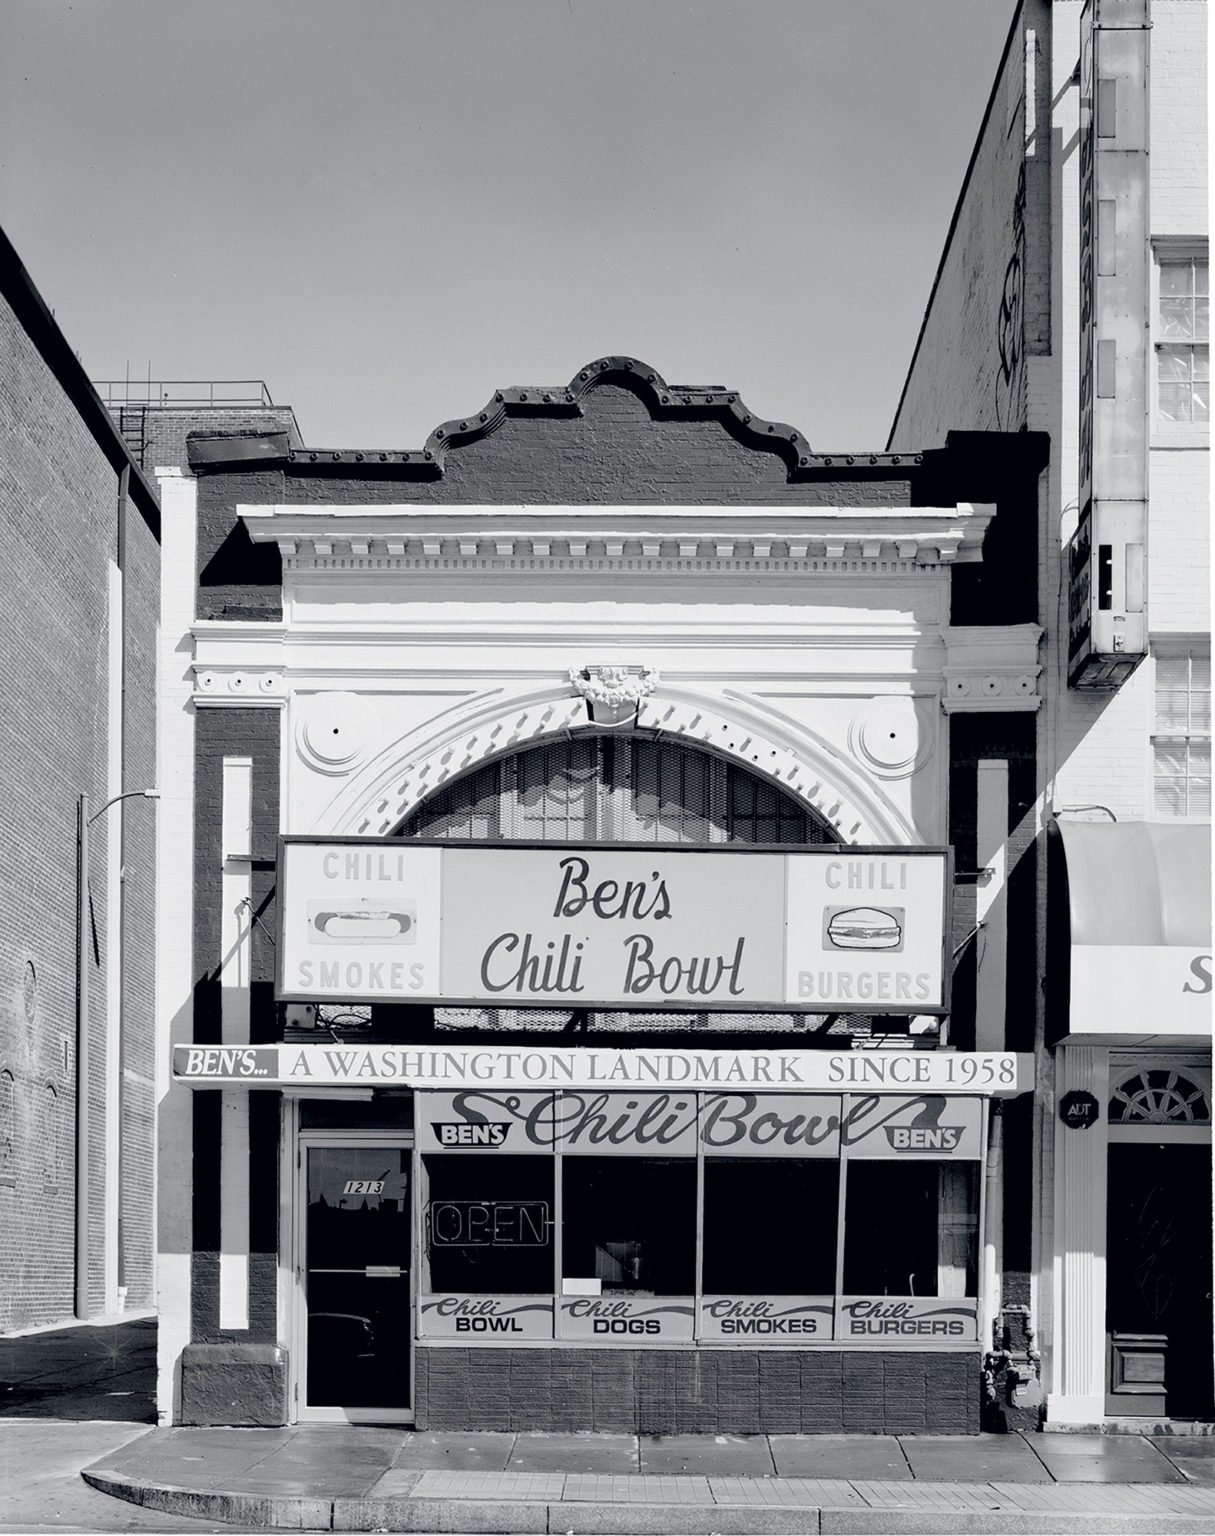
[891,0,1210,1426]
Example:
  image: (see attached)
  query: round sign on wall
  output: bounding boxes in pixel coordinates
[1059,1089,1100,1130]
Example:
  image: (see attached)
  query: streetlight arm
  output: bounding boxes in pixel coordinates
[85,788,159,827]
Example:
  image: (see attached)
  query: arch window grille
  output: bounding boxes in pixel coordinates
[1109,1068,1211,1126]
[397,735,833,847]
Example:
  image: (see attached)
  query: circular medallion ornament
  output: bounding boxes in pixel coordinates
[849,699,932,779]
[1059,1089,1100,1130]
[296,692,374,776]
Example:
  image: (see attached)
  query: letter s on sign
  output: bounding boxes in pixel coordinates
[1183,955,1213,996]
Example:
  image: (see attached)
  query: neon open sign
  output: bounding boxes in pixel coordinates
[428,1200,551,1247]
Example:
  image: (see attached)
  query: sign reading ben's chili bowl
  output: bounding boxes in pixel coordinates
[276,838,952,1014]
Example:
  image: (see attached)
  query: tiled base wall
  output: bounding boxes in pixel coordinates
[414,1348,980,1434]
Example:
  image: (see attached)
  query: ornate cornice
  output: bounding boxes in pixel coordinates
[278,356,924,479]
[239,502,996,575]
[942,624,1043,712]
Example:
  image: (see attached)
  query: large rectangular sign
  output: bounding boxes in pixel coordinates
[277,839,952,1014]
[414,1090,988,1156]
[174,1046,1031,1096]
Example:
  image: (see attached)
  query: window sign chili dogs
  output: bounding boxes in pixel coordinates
[277,838,952,1013]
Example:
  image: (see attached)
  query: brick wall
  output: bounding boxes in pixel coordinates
[1148,449,1210,633]
[414,1347,978,1434]
[1150,1,1209,234]
[119,488,160,1308]
[889,2,1052,449]
[0,289,158,1327]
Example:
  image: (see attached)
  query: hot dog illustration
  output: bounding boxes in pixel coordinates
[307,899,417,944]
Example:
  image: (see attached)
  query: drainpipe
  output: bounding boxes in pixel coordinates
[75,794,91,1320]
[117,466,129,1305]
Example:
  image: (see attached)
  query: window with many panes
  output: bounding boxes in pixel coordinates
[1156,251,1208,425]
[1153,648,1211,817]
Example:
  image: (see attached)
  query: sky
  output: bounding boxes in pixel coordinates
[1,0,1015,454]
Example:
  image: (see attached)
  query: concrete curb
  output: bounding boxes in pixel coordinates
[81,1470,1215,1535]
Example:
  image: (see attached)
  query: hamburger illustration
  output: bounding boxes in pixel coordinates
[826,905,903,951]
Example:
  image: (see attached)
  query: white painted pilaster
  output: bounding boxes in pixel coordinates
[155,468,197,1424]
[1047,1043,1110,1424]
[219,758,252,1332]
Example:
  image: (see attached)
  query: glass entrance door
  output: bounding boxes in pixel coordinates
[302,1142,412,1418]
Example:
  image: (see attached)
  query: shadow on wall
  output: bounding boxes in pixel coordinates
[0,1316,156,1422]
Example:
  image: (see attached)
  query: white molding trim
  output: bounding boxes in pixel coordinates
[943,623,1044,712]
[313,680,919,846]
[239,502,997,575]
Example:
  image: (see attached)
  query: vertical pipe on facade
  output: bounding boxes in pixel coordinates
[115,460,129,1302]
[116,465,129,1299]
[75,795,90,1319]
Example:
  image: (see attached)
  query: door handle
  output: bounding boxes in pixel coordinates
[365,1265,403,1278]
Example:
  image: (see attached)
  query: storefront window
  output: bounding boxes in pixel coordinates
[843,1162,978,1297]
[424,1155,554,1294]
[562,1158,696,1294]
[702,1160,839,1294]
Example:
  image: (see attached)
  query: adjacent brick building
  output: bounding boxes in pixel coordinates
[0,225,160,1329]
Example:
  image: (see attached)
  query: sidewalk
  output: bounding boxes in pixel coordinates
[81,1426,1215,1534]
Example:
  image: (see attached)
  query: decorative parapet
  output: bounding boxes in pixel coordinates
[239,503,997,577]
[942,624,1043,712]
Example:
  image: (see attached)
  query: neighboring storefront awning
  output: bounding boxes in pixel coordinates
[1050,820,1212,1044]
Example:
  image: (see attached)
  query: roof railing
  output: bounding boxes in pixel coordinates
[92,380,276,408]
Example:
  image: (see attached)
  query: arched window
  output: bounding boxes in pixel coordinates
[1110,1067,1211,1126]
[398,735,833,846]
[41,1082,60,1194]
[0,1069,15,1188]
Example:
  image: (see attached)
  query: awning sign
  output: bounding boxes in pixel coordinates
[173,1045,1031,1096]
[277,839,951,1014]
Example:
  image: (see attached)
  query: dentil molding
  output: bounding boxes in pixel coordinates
[238,503,997,575]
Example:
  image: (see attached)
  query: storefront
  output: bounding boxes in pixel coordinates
[173,833,1029,1431]
[178,1043,1027,1431]
[157,357,1047,1433]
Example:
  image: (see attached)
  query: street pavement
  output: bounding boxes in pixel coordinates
[5,1320,1215,1534]
[77,1424,1215,1534]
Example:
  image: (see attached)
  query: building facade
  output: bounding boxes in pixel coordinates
[0,226,161,1329]
[890,0,1210,1424]
[153,356,1049,1432]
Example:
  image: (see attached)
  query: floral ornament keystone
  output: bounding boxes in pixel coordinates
[568,664,660,725]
